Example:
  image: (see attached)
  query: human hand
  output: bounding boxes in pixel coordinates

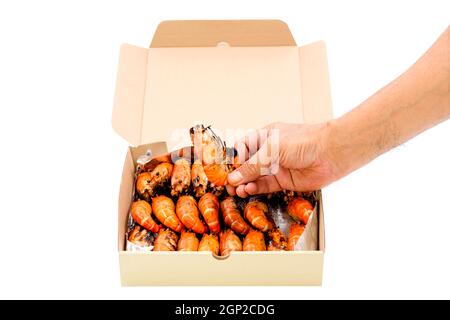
[226,122,340,198]
[228,27,450,198]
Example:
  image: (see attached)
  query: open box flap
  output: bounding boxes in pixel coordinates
[113,20,332,148]
[150,20,296,47]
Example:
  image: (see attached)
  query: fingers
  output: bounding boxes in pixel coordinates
[244,176,282,195]
[227,176,283,198]
[234,128,271,161]
[228,167,298,198]
[228,141,276,186]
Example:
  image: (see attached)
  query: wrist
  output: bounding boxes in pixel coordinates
[321,118,365,180]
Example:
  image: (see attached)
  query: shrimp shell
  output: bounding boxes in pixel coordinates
[191,160,208,198]
[198,193,221,234]
[177,231,199,251]
[220,197,250,235]
[130,200,160,233]
[128,225,151,247]
[219,229,243,256]
[287,197,314,225]
[198,234,220,255]
[152,195,184,232]
[171,158,191,197]
[267,228,288,251]
[153,229,178,251]
[176,196,208,234]
[243,229,267,251]
[287,222,305,251]
[244,199,274,232]
[136,162,173,199]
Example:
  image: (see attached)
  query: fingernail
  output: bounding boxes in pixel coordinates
[228,171,243,185]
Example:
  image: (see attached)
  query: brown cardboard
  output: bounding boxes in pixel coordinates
[113,20,332,286]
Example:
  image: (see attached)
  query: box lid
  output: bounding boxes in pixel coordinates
[112,20,332,148]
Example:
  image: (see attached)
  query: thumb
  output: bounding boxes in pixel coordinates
[228,142,277,186]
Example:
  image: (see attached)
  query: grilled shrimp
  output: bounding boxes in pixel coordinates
[190,125,231,193]
[128,225,152,247]
[198,234,220,255]
[176,196,208,234]
[244,198,274,232]
[203,164,230,187]
[219,229,243,256]
[190,125,224,165]
[130,200,160,233]
[287,197,314,225]
[171,158,191,197]
[152,195,184,232]
[177,231,199,251]
[243,229,266,251]
[136,162,173,199]
[267,228,287,251]
[191,160,208,198]
[220,197,250,235]
[287,222,305,251]
[153,229,178,251]
[198,193,221,234]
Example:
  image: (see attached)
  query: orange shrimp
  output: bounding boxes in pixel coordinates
[219,229,243,256]
[141,154,172,172]
[128,225,151,247]
[153,229,178,251]
[130,200,160,233]
[136,162,173,199]
[243,229,267,251]
[198,193,221,234]
[267,228,287,251]
[287,197,314,225]
[244,199,274,232]
[287,222,305,251]
[152,195,184,233]
[191,160,208,198]
[171,158,191,197]
[190,125,224,165]
[220,197,251,235]
[177,231,199,251]
[190,125,230,192]
[176,196,208,234]
[203,164,230,187]
[198,234,220,255]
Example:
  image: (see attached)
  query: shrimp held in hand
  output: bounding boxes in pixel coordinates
[219,229,243,256]
[198,193,221,234]
[152,195,184,233]
[287,222,305,251]
[171,158,191,197]
[136,162,173,199]
[176,196,208,234]
[177,231,199,251]
[244,198,274,232]
[243,229,266,251]
[198,234,220,255]
[190,125,231,194]
[153,229,178,251]
[130,200,160,233]
[287,197,314,225]
[220,197,250,235]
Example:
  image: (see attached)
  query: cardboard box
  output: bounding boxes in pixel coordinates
[113,20,332,286]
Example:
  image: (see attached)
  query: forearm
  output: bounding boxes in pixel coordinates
[326,27,450,177]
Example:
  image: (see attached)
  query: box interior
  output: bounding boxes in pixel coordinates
[118,141,325,253]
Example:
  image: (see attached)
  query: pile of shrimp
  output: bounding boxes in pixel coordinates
[127,125,317,255]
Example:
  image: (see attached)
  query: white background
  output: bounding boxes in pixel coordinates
[0,0,449,300]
